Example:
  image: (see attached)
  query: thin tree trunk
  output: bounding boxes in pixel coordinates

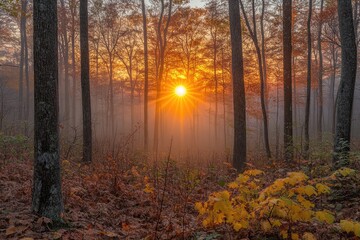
[317,0,324,142]
[304,0,312,159]
[141,0,149,152]
[80,0,92,162]
[283,0,293,162]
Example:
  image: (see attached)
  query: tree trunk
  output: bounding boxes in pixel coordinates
[317,0,324,142]
[80,0,92,163]
[283,0,293,162]
[141,0,149,152]
[304,0,312,159]
[228,0,246,171]
[32,0,63,220]
[70,0,76,128]
[333,0,357,169]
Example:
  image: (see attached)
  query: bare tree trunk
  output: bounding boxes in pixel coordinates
[239,0,271,159]
[304,0,312,159]
[333,0,357,169]
[18,0,26,122]
[229,0,246,171]
[153,0,173,154]
[141,0,149,152]
[70,0,76,127]
[317,0,324,142]
[80,0,92,162]
[283,0,293,162]
[32,0,63,220]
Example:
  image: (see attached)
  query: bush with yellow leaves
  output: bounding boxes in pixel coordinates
[195,169,334,240]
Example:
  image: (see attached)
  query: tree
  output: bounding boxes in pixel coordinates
[228,0,246,171]
[283,0,293,162]
[304,0,312,159]
[32,0,63,220]
[80,0,92,163]
[141,0,149,152]
[333,0,357,169]
[317,0,324,142]
[153,0,173,153]
[239,0,271,159]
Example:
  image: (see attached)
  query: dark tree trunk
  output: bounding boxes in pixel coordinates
[80,0,92,163]
[317,0,324,142]
[141,0,149,152]
[228,0,246,171]
[304,0,312,159]
[333,0,357,169]
[283,0,293,162]
[32,0,63,220]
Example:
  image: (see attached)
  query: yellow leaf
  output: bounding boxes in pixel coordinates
[297,195,314,209]
[337,167,355,177]
[144,183,154,194]
[272,219,282,227]
[291,233,299,240]
[315,211,335,224]
[340,220,354,233]
[261,221,271,232]
[233,222,243,231]
[316,183,330,194]
[303,232,317,240]
[354,222,360,237]
[244,169,264,176]
[228,182,238,189]
[280,230,288,239]
[304,185,317,196]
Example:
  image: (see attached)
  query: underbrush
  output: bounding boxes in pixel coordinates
[1,137,360,239]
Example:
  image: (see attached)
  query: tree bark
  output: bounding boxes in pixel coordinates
[333,0,357,169]
[317,0,324,142]
[80,0,92,163]
[304,0,312,159]
[228,0,246,171]
[283,0,293,162]
[32,0,63,220]
[141,0,149,152]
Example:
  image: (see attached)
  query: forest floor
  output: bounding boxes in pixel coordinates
[1,151,360,239]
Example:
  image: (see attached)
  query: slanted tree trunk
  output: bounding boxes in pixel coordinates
[228,0,246,171]
[80,0,92,163]
[239,0,271,159]
[283,0,293,162]
[304,0,312,159]
[333,0,357,169]
[32,0,63,220]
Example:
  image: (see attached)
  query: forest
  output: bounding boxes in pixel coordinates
[0,0,359,239]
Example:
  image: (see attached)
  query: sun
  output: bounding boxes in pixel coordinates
[175,85,187,97]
